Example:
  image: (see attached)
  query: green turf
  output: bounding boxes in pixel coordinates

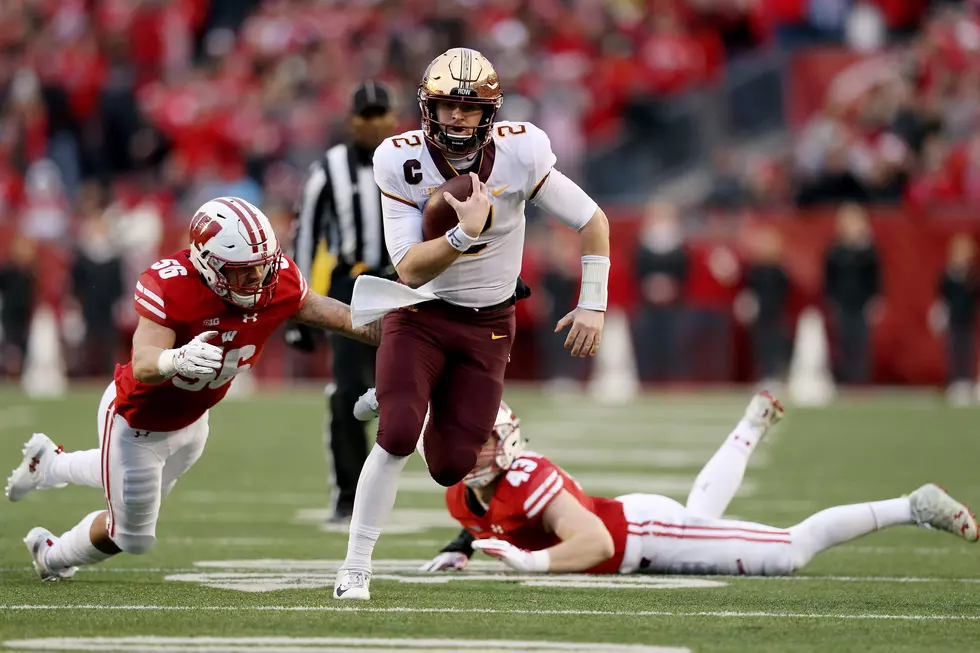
[1,386,978,652]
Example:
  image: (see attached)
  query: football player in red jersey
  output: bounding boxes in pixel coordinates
[407,393,978,576]
[5,196,381,581]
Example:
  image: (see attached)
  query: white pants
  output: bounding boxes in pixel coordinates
[617,493,798,576]
[97,383,209,554]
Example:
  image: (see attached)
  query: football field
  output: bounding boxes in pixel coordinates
[1,385,978,652]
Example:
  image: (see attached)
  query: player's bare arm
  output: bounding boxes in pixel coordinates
[395,172,489,288]
[555,207,611,358]
[394,236,462,288]
[292,291,383,346]
[470,489,616,573]
[130,317,178,384]
[537,489,615,572]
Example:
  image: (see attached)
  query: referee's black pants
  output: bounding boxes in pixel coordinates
[325,266,376,515]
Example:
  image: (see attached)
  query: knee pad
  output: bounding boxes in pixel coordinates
[111,531,156,555]
[112,467,163,553]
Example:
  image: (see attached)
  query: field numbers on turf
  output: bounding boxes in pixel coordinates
[2,636,691,652]
[167,560,726,593]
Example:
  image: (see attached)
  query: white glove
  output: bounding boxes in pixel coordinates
[471,539,550,573]
[353,387,379,421]
[158,331,224,379]
[418,551,469,572]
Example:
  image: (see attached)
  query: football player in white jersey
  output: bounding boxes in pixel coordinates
[334,47,611,600]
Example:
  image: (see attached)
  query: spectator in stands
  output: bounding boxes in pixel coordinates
[70,188,124,377]
[0,235,36,377]
[794,97,868,206]
[20,160,70,245]
[824,204,881,384]
[634,201,688,382]
[931,234,979,404]
[704,147,753,210]
[737,226,791,386]
[907,133,962,206]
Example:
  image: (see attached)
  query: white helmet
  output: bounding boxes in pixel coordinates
[463,400,525,488]
[188,196,282,309]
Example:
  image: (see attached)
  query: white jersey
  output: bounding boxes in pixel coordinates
[374,121,596,308]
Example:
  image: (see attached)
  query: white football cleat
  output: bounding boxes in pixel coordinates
[353,388,379,422]
[6,433,66,502]
[24,527,76,581]
[908,484,978,543]
[743,391,785,434]
[333,569,371,600]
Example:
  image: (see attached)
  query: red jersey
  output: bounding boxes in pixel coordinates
[114,249,309,432]
[446,452,628,574]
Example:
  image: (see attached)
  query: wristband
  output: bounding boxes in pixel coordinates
[529,549,551,573]
[157,349,178,379]
[578,255,610,311]
[446,225,477,252]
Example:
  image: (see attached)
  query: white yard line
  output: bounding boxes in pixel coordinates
[3,564,979,585]
[1,605,978,621]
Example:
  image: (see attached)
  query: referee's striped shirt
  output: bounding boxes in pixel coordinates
[292,143,390,286]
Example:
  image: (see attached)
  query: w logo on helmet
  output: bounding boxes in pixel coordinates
[190,211,222,250]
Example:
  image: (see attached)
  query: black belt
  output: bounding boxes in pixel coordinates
[432,295,516,314]
[427,277,531,314]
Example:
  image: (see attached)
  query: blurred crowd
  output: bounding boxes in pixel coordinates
[0,0,976,388]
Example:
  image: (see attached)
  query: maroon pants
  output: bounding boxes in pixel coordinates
[375,301,515,486]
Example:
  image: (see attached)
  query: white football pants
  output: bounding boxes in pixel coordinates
[616,493,799,575]
[96,382,209,554]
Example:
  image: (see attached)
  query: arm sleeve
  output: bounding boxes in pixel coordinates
[374,143,423,266]
[133,271,174,328]
[521,124,597,230]
[439,528,476,557]
[292,160,332,281]
[531,169,599,231]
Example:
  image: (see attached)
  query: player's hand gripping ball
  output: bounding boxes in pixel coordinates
[422,173,490,241]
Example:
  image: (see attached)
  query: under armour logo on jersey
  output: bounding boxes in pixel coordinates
[221,331,238,343]
[133,430,151,438]
[242,313,258,323]
[491,525,504,534]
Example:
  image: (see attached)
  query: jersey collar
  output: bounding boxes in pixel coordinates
[425,137,496,183]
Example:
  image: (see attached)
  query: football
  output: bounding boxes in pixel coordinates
[422,175,475,241]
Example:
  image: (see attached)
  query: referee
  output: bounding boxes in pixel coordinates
[286,81,398,524]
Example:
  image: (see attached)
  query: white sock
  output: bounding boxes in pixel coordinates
[342,444,409,574]
[45,511,115,569]
[686,419,763,518]
[789,498,912,568]
[47,449,102,488]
